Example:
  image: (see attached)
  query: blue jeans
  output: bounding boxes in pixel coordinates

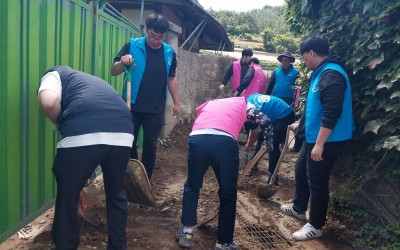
[293,141,346,229]
[181,134,239,244]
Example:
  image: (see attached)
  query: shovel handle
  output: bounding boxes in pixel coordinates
[237,145,267,185]
[269,126,291,184]
[124,61,136,110]
[126,80,131,109]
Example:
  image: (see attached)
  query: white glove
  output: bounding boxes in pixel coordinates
[219,84,225,91]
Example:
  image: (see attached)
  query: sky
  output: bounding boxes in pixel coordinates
[197,0,285,12]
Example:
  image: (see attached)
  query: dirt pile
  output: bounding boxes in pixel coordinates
[1,122,353,250]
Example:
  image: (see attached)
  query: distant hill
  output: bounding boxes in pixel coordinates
[206,5,289,42]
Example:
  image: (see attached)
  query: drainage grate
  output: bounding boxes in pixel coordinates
[244,226,293,249]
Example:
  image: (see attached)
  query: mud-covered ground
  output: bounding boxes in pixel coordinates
[1,123,353,250]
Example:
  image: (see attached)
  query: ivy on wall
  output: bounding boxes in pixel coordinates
[284,0,400,247]
[286,0,399,173]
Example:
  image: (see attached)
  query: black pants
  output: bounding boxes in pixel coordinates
[182,135,239,244]
[268,111,295,174]
[131,111,164,179]
[51,145,130,250]
[253,111,295,172]
[293,141,346,229]
[293,135,304,151]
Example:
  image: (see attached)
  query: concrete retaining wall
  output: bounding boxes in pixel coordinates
[161,49,235,137]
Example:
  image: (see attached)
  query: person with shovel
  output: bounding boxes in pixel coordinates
[38,66,134,250]
[175,96,275,250]
[175,97,246,250]
[111,13,179,180]
[280,35,354,241]
[245,94,295,184]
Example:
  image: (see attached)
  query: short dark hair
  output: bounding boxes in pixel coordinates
[242,49,253,57]
[300,35,329,56]
[145,13,169,33]
[248,57,260,65]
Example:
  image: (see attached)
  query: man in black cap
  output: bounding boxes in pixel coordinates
[266,51,299,105]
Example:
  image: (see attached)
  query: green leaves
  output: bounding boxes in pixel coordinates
[375,136,400,151]
[364,119,384,134]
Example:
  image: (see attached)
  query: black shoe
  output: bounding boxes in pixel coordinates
[246,165,259,176]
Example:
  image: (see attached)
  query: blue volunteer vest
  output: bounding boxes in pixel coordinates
[122,36,173,104]
[273,66,298,98]
[305,63,354,143]
[246,94,292,123]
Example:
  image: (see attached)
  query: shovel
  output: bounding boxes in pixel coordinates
[123,62,156,206]
[195,140,268,228]
[256,126,292,200]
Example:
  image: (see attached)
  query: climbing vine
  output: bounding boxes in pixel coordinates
[285,0,400,247]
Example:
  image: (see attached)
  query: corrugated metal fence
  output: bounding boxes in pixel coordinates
[0,0,140,242]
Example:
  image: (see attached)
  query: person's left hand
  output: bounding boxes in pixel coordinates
[232,91,239,97]
[311,143,324,161]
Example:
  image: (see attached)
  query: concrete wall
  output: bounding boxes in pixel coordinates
[161,48,235,137]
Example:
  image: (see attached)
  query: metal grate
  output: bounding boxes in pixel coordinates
[244,226,293,249]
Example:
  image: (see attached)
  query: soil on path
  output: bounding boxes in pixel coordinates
[1,123,352,250]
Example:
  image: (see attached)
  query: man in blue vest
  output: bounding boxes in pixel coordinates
[280,36,354,241]
[38,66,134,249]
[111,13,180,179]
[266,50,299,105]
[245,94,295,184]
[266,51,304,153]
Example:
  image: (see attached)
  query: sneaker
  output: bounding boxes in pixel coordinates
[292,223,323,241]
[280,203,306,220]
[215,241,240,250]
[175,227,194,248]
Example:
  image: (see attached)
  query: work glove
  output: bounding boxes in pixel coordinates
[219,84,225,91]
[232,91,240,97]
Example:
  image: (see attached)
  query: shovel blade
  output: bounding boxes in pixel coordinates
[256,184,279,200]
[125,159,156,206]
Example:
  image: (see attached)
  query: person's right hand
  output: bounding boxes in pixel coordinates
[120,54,133,66]
[219,84,225,91]
[289,123,299,133]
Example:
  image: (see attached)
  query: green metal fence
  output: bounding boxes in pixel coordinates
[0,0,140,243]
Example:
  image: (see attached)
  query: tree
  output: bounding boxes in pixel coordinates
[262,28,276,52]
